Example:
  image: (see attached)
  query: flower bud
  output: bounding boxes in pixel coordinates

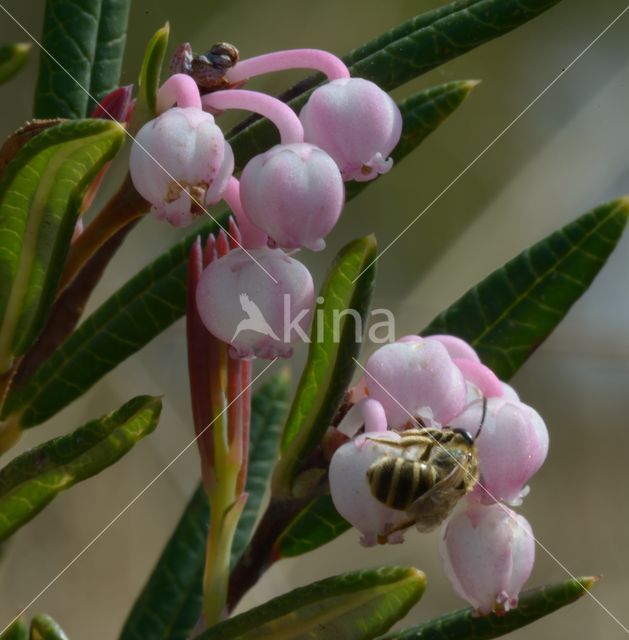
[300,78,402,182]
[449,398,549,505]
[195,247,313,358]
[440,502,535,615]
[129,107,234,227]
[329,432,411,546]
[364,339,466,428]
[240,143,344,251]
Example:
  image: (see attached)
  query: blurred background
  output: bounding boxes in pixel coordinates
[1,0,629,637]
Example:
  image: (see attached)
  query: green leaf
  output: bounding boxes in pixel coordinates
[136,23,169,119]
[423,198,629,380]
[0,44,31,86]
[228,0,561,169]
[0,395,160,543]
[30,615,69,640]
[119,485,209,640]
[119,377,289,640]
[0,619,27,640]
[273,236,377,496]
[345,80,479,201]
[88,0,131,108]
[231,372,290,565]
[379,577,598,639]
[2,212,226,427]
[195,567,425,640]
[34,0,103,118]
[275,494,350,558]
[0,119,125,375]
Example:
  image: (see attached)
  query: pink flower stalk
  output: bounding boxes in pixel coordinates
[225,49,350,84]
[440,501,535,615]
[201,90,304,144]
[222,176,268,249]
[329,430,413,546]
[195,247,314,358]
[239,142,345,251]
[363,338,467,428]
[449,397,549,506]
[157,73,202,111]
[129,107,234,227]
[300,77,402,181]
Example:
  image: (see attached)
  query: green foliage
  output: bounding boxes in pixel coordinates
[380,577,598,639]
[274,494,350,558]
[136,23,169,119]
[195,567,425,640]
[423,198,629,379]
[0,119,124,374]
[0,395,161,542]
[119,377,290,640]
[88,0,131,108]
[0,44,31,86]
[0,619,27,640]
[273,236,377,496]
[228,0,561,169]
[29,615,69,640]
[118,485,208,640]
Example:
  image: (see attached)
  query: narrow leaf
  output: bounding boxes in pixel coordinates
[228,0,560,169]
[0,395,161,543]
[0,44,31,86]
[380,577,598,640]
[119,377,289,640]
[0,619,27,640]
[88,0,131,107]
[0,119,125,374]
[118,485,209,640]
[273,235,377,495]
[34,0,103,119]
[136,23,169,120]
[275,494,350,558]
[231,372,290,564]
[29,615,69,640]
[346,80,479,201]
[423,198,629,380]
[195,567,425,640]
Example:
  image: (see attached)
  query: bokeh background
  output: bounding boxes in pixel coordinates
[1,0,629,637]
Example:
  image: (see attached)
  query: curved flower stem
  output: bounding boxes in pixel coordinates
[337,398,387,437]
[201,90,304,145]
[222,177,268,249]
[156,73,203,112]
[226,49,350,84]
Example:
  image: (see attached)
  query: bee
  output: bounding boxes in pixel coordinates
[170,42,240,93]
[366,399,486,536]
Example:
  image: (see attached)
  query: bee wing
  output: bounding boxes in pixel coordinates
[406,465,468,533]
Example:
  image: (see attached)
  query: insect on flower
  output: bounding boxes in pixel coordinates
[170,42,240,92]
[366,399,487,535]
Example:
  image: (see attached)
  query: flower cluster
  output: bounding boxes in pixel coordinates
[129,46,402,358]
[329,335,548,615]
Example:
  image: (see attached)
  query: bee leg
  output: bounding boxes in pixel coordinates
[379,518,416,543]
[419,442,435,461]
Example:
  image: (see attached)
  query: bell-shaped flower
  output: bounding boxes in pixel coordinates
[329,430,412,547]
[240,143,344,251]
[300,78,402,182]
[449,397,549,506]
[363,338,466,428]
[195,247,314,358]
[129,107,234,227]
[440,501,535,615]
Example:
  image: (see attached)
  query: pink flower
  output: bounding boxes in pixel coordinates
[363,339,467,428]
[240,143,344,251]
[440,501,535,615]
[195,247,313,358]
[449,397,549,506]
[300,78,402,182]
[129,107,233,227]
[329,431,412,546]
